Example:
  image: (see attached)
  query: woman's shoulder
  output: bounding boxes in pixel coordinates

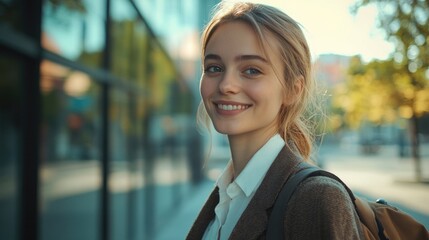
[300,174,350,196]
[288,175,355,212]
[298,174,348,192]
[284,175,363,239]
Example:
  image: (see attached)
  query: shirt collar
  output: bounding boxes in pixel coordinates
[235,134,285,197]
[215,160,234,193]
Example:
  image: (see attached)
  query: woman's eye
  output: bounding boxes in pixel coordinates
[205,66,223,73]
[243,68,261,75]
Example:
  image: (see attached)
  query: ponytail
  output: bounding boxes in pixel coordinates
[283,120,313,160]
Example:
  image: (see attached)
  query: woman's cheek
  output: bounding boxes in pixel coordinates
[200,78,214,101]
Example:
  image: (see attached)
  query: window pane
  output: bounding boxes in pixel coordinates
[39,61,102,240]
[144,42,195,233]
[109,89,132,240]
[42,0,105,68]
[0,50,23,240]
[110,0,150,84]
[0,0,24,32]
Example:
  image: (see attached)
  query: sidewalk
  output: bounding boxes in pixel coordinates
[319,143,429,228]
[154,180,215,240]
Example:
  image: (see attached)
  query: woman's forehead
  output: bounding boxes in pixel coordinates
[205,21,279,61]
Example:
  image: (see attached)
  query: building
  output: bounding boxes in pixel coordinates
[314,53,350,88]
[0,0,218,240]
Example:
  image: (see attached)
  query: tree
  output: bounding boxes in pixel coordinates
[334,56,429,127]
[333,57,397,128]
[353,0,429,181]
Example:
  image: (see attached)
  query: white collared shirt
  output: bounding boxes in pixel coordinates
[203,134,285,240]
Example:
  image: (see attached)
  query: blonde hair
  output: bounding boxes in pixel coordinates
[197,2,321,160]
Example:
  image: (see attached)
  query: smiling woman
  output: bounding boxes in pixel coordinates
[200,21,286,164]
[188,2,365,240]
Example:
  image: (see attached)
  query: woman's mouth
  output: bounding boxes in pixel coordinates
[217,104,250,111]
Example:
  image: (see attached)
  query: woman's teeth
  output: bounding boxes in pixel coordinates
[217,104,249,111]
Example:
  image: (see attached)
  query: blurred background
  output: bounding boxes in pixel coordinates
[0,0,428,240]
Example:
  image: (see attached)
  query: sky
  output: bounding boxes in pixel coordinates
[225,0,395,62]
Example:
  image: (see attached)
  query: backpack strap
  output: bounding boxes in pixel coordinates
[266,162,322,239]
[266,162,385,240]
[266,162,317,240]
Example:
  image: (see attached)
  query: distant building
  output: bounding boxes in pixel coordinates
[314,54,350,88]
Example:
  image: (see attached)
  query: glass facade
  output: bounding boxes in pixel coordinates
[0,0,25,32]
[39,63,102,240]
[0,50,23,240]
[0,0,218,239]
[42,0,106,68]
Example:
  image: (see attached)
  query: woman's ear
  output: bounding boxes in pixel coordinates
[283,75,304,106]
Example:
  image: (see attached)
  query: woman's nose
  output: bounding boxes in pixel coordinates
[219,71,240,94]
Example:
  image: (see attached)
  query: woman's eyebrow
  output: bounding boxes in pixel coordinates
[236,55,268,63]
[204,54,221,61]
[204,54,268,63]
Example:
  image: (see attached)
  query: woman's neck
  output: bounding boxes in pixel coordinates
[228,130,276,179]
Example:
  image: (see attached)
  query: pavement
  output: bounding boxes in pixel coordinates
[319,143,429,228]
[154,143,429,240]
[154,180,215,240]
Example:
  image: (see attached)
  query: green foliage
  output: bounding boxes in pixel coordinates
[332,56,429,128]
[352,0,429,84]
[334,0,429,129]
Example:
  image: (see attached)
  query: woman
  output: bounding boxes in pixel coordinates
[187,2,364,239]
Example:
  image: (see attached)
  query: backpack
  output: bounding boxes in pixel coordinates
[266,162,429,240]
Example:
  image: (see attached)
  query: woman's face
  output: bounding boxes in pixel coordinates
[201,21,286,139]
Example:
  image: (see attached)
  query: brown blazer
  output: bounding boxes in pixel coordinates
[186,146,364,240]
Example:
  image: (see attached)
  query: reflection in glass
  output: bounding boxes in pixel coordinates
[0,0,24,31]
[0,51,23,240]
[111,0,149,85]
[39,61,101,240]
[134,0,199,57]
[109,89,132,240]
[42,0,105,68]
[109,90,146,239]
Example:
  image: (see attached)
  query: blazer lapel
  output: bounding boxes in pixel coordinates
[186,187,219,239]
[229,146,303,239]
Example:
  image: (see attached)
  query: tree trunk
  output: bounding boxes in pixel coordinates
[409,113,422,182]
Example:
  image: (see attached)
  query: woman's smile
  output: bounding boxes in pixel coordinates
[213,100,252,115]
